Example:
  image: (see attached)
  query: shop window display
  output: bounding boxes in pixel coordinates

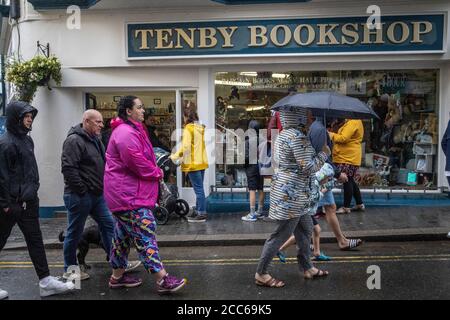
[215,69,439,189]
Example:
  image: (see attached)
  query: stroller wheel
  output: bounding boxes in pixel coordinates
[175,199,190,217]
[154,206,170,225]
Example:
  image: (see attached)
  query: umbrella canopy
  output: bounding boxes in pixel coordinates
[271,91,379,120]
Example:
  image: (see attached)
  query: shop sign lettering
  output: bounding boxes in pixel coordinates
[127,14,444,59]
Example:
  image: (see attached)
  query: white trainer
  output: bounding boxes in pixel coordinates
[241,213,257,222]
[0,289,8,300]
[63,270,90,281]
[39,276,75,297]
[125,260,142,273]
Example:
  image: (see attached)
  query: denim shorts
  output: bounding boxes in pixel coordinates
[318,190,335,206]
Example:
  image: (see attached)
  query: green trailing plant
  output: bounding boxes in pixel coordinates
[5,55,62,103]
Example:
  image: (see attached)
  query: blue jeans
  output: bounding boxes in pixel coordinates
[188,170,206,215]
[63,193,114,271]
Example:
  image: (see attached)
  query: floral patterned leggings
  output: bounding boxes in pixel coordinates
[110,208,164,274]
[336,163,362,208]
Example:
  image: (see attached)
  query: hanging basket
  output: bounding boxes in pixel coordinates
[37,74,51,86]
[13,83,38,104]
[5,55,62,103]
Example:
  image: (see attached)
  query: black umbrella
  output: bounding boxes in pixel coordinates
[271,91,380,120]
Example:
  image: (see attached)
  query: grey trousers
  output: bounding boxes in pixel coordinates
[256,214,314,274]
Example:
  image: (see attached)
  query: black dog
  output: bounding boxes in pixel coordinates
[58,225,108,271]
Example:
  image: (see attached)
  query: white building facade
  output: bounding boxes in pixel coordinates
[5,0,450,216]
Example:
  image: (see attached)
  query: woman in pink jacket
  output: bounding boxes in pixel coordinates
[104,96,186,294]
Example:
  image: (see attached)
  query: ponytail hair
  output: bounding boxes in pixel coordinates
[117,95,138,121]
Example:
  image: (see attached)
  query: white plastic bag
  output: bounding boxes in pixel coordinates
[258,141,274,176]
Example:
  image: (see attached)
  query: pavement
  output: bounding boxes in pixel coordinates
[3,205,450,250]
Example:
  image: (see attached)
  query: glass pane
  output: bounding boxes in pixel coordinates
[180,90,198,188]
[215,70,439,189]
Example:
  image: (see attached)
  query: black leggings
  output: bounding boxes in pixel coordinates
[343,176,363,208]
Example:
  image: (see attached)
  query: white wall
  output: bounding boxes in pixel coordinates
[60,68,199,88]
[198,68,216,199]
[18,0,450,68]
[31,88,84,206]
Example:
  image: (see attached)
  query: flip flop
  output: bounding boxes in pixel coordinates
[312,252,332,261]
[277,251,287,263]
[340,238,363,251]
[255,276,285,288]
[336,207,351,214]
[304,269,329,280]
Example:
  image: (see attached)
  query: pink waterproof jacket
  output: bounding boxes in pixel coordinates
[104,118,162,213]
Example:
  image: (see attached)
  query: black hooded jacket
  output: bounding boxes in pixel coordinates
[0,101,39,208]
[61,124,105,196]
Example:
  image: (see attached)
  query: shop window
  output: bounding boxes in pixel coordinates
[215,69,439,190]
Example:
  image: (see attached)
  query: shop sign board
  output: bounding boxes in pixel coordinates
[127,14,445,59]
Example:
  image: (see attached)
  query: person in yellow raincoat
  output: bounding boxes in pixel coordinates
[170,108,209,222]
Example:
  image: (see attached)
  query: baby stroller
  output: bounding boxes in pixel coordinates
[153,147,190,225]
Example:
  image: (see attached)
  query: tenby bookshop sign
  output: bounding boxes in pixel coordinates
[127,14,445,59]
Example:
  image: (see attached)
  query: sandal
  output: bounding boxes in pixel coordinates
[340,238,363,251]
[351,204,366,212]
[255,276,285,288]
[336,207,351,214]
[304,269,329,280]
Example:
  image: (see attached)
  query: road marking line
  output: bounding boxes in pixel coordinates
[1,258,449,269]
[3,254,449,264]
[164,258,450,266]
[161,254,450,263]
[0,265,64,268]
[1,254,450,268]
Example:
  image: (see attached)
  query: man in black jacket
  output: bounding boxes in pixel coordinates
[61,110,140,281]
[61,110,114,280]
[0,101,75,298]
